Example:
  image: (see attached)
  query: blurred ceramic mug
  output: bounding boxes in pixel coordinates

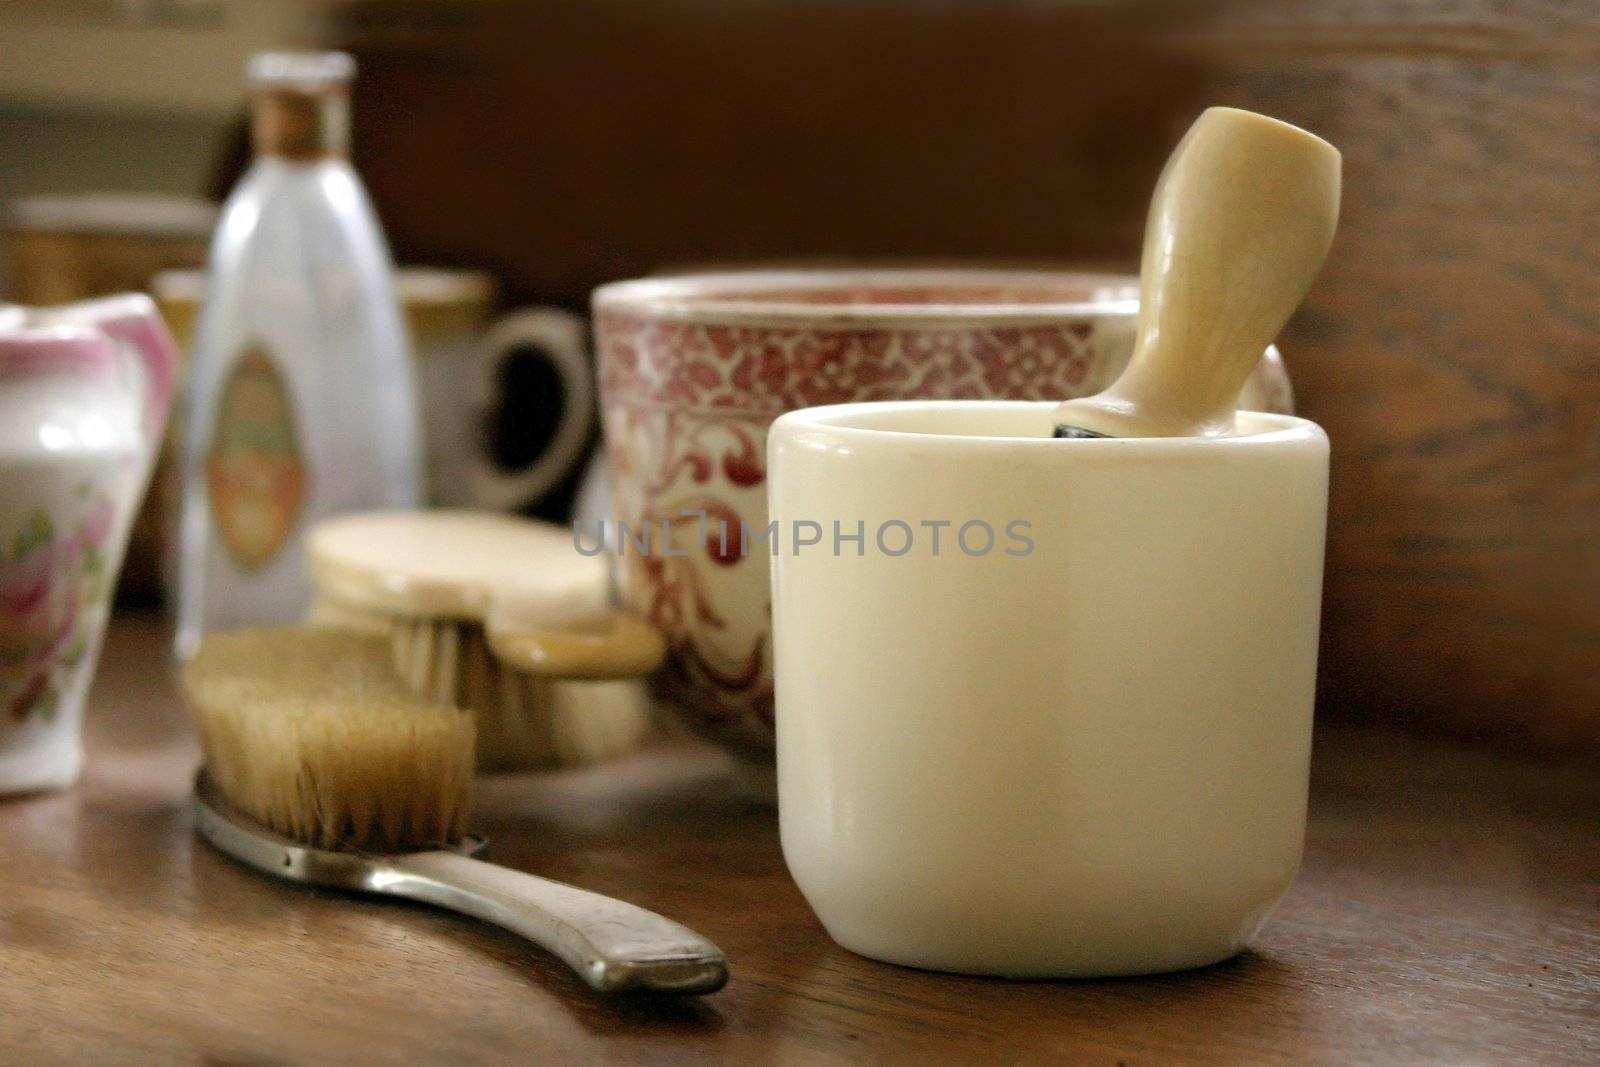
[154,268,593,515]
[593,269,1294,791]
[769,400,1329,977]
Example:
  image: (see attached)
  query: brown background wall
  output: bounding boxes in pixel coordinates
[335,0,1599,749]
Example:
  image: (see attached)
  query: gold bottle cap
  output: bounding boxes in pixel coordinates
[248,52,354,161]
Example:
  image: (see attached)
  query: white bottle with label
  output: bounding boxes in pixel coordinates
[176,52,421,660]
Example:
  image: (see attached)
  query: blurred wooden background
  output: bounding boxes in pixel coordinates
[323,0,1596,749]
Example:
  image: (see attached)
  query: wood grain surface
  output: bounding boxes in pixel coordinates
[1189,0,1600,750]
[1,613,1595,1064]
[331,0,1600,749]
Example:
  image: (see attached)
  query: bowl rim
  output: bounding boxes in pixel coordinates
[592,269,1141,327]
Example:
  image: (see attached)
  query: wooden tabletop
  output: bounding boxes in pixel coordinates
[3,613,1595,1065]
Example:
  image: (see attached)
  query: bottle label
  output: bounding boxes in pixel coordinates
[205,343,307,570]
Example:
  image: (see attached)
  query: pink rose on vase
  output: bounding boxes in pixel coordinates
[0,545,53,621]
[1,507,93,723]
[77,492,115,548]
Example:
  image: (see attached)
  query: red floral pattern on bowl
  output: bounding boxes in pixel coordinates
[595,270,1293,764]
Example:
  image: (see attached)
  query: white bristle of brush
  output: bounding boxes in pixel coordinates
[181,626,476,852]
[391,616,649,772]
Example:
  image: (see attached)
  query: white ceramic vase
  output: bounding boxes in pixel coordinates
[0,296,176,793]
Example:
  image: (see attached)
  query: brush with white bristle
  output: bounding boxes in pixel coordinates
[181,625,727,995]
[306,510,664,774]
[183,626,475,850]
[391,612,652,773]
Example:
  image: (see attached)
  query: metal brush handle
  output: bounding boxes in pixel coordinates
[378,851,728,994]
[193,778,727,996]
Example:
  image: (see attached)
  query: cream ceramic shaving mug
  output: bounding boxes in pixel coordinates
[769,400,1328,977]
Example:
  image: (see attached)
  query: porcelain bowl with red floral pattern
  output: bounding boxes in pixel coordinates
[593,269,1293,789]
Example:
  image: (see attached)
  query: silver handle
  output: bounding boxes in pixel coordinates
[376,850,728,994]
